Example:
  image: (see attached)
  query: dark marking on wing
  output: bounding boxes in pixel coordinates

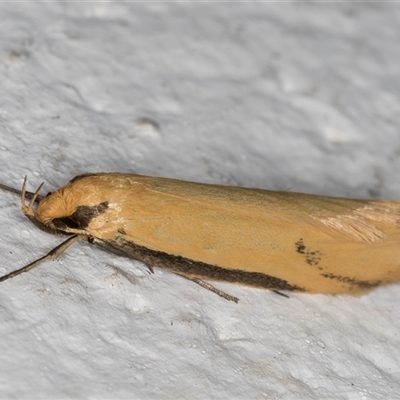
[295,238,322,266]
[52,202,109,230]
[118,228,127,235]
[321,273,381,289]
[295,238,306,254]
[94,236,306,292]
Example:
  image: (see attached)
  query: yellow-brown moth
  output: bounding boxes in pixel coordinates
[1,173,400,302]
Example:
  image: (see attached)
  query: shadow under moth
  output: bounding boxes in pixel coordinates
[1,173,400,302]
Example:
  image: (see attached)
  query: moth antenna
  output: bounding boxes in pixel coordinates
[0,180,44,202]
[0,234,82,283]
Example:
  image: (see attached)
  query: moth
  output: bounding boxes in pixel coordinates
[1,173,400,302]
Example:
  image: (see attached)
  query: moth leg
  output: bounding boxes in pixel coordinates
[174,272,239,303]
[272,290,290,298]
[0,234,83,283]
[145,265,154,274]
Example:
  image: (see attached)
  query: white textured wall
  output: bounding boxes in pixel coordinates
[0,4,399,399]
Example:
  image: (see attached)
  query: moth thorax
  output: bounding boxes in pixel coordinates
[36,191,75,225]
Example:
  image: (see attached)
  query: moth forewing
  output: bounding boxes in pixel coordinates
[1,173,400,301]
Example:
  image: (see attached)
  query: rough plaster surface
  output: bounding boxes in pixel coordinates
[0,3,399,399]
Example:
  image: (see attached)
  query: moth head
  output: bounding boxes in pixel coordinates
[21,178,82,235]
[21,177,110,235]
